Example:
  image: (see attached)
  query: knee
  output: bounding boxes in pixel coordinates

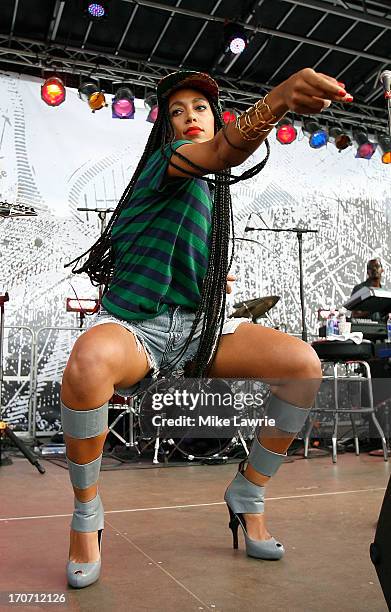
[62,335,113,393]
[292,341,322,381]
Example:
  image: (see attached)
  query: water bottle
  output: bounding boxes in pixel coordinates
[387,313,391,342]
[326,312,335,337]
[338,308,347,335]
[333,311,340,335]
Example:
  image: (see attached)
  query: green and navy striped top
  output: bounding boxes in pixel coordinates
[102,140,213,320]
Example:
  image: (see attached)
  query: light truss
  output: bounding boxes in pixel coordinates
[120,0,391,36]
[279,0,391,26]
[0,34,387,130]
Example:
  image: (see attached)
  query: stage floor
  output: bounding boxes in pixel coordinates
[0,450,389,612]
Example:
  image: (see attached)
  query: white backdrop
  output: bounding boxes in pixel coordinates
[0,70,390,429]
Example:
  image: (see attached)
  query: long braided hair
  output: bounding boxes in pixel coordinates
[66,92,270,377]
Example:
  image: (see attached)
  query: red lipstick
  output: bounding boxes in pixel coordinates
[185,127,202,135]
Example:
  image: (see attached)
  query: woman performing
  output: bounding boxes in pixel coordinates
[61,68,353,587]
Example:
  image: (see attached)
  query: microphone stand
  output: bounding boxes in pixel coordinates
[242,226,318,341]
[77,207,115,303]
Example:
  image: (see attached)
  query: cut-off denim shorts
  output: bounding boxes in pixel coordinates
[91,305,250,397]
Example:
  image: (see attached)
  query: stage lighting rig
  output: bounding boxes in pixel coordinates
[329,127,352,151]
[276,119,297,145]
[112,86,135,119]
[144,94,158,123]
[224,22,248,55]
[41,76,66,107]
[78,80,108,112]
[84,1,110,20]
[378,133,391,164]
[354,129,377,159]
[304,120,328,149]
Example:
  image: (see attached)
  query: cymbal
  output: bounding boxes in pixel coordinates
[230,295,280,319]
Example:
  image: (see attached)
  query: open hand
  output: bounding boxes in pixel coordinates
[273,68,353,115]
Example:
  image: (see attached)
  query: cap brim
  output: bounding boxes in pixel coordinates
[157,71,219,105]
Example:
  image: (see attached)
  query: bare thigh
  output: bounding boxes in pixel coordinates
[61,322,151,410]
[207,323,321,406]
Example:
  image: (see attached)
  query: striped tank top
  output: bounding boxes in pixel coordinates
[102,140,213,320]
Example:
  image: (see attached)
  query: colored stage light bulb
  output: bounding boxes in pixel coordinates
[276,121,297,145]
[222,110,236,124]
[88,3,105,18]
[309,130,328,149]
[41,77,66,107]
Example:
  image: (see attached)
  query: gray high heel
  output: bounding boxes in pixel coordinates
[224,394,311,561]
[66,494,104,588]
[61,400,108,589]
[225,461,285,560]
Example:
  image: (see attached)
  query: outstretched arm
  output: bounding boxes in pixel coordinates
[167,68,352,178]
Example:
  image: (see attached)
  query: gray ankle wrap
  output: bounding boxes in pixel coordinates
[71,494,104,532]
[266,394,310,434]
[61,401,108,439]
[248,436,286,477]
[67,455,102,490]
[224,471,265,514]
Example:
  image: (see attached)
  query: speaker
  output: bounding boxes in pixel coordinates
[370,474,391,610]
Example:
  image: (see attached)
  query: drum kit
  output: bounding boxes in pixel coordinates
[108,295,281,463]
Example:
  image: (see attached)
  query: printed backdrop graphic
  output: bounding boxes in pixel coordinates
[0,71,390,432]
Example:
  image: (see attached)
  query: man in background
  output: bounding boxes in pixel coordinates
[351,258,385,320]
[351,257,384,296]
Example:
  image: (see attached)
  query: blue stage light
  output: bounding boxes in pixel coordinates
[305,120,328,149]
[309,130,328,148]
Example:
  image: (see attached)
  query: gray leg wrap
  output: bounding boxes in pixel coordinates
[61,400,108,491]
[61,401,108,439]
[224,471,265,514]
[248,435,286,477]
[71,494,104,532]
[66,456,102,490]
[248,393,310,477]
[266,394,310,434]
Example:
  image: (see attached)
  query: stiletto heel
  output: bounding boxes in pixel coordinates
[227,505,239,549]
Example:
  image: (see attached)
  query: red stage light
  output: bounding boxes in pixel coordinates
[222,110,236,124]
[41,77,66,107]
[276,120,297,144]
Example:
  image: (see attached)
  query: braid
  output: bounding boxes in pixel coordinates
[64,111,175,290]
[160,100,269,378]
[67,95,269,378]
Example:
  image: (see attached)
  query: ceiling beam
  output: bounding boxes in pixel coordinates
[46,0,66,43]
[119,0,391,65]
[8,0,20,43]
[114,4,139,55]
[178,0,223,68]
[265,11,328,82]
[279,0,391,28]
[147,0,183,63]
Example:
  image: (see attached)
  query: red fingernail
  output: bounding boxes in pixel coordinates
[337,81,345,88]
[338,89,347,96]
[345,94,353,102]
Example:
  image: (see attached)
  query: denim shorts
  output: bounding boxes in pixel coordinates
[90,305,250,397]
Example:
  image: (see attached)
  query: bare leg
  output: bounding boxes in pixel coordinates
[61,323,151,564]
[208,323,322,541]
